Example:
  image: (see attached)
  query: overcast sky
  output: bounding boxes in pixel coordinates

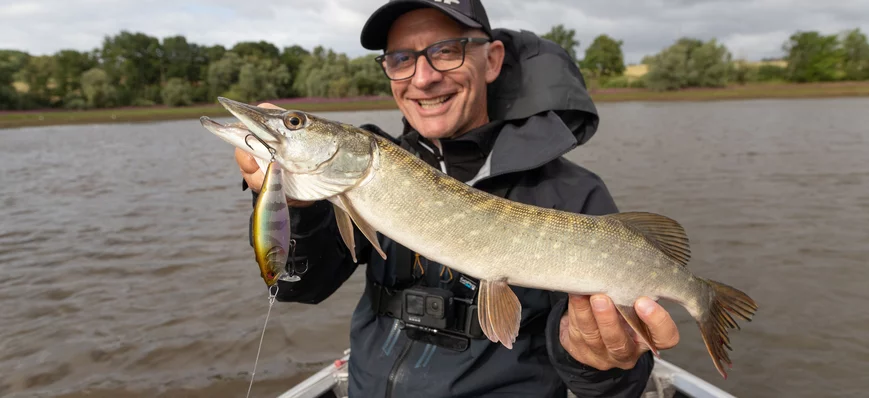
[2,0,868,63]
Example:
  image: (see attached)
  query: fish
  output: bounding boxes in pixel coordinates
[201,117,295,287]
[199,98,758,379]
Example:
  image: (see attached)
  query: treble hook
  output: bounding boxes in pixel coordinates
[245,134,277,161]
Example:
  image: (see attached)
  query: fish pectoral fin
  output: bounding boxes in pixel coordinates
[477,279,522,349]
[337,194,386,260]
[608,212,691,267]
[614,303,660,358]
[333,204,358,263]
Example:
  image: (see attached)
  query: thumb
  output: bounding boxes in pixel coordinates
[635,297,680,350]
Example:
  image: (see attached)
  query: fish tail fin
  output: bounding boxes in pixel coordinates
[696,279,758,379]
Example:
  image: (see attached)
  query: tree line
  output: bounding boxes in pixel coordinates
[0,33,391,111]
[543,25,869,91]
[2,26,868,111]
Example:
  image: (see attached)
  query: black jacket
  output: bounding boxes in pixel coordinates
[247,29,653,397]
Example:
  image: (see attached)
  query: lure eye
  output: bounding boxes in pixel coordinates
[283,112,306,130]
[267,271,276,279]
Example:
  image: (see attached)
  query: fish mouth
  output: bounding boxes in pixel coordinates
[217,97,285,147]
[199,116,272,162]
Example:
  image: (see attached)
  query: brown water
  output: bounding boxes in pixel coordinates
[1,98,867,398]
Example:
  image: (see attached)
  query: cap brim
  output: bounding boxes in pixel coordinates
[360,0,484,51]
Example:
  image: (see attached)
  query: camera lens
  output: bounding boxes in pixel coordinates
[426,296,445,319]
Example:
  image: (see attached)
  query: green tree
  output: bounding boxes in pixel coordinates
[350,53,391,96]
[756,64,787,81]
[582,34,626,78]
[293,46,354,98]
[18,55,55,106]
[542,24,579,61]
[280,45,311,97]
[225,59,291,103]
[783,31,844,82]
[161,77,193,106]
[0,50,30,110]
[206,52,244,99]
[199,45,227,81]
[841,28,869,80]
[689,39,733,87]
[162,35,205,82]
[644,38,732,91]
[100,31,163,104]
[80,68,118,108]
[231,41,280,61]
[52,49,98,100]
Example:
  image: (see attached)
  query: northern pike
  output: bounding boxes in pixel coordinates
[200,98,758,379]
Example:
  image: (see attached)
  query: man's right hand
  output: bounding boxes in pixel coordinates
[234,102,316,208]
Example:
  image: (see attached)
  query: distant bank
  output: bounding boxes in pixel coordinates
[2,82,868,129]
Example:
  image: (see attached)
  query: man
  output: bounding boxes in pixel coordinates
[235,1,681,396]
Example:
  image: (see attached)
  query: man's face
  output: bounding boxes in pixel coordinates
[384,8,504,140]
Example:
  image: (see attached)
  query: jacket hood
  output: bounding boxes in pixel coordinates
[476,28,600,184]
[487,28,600,147]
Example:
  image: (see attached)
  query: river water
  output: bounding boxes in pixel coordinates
[1,98,867,398]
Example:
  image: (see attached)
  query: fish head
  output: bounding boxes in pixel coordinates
[214,97,378,201]
[216,97,345,174]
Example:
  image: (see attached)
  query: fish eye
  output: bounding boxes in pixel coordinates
[283,112,307,130]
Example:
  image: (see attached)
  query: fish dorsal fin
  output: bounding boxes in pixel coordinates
[609,212,691,267]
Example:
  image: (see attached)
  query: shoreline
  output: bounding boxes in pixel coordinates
[2,82,868,129]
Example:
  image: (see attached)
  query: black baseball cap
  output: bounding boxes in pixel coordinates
[360,0,492,51]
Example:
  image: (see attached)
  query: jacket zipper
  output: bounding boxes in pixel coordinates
[417,140,448,173]
[385,339,413,398]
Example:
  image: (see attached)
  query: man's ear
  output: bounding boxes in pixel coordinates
[485,40,506,84]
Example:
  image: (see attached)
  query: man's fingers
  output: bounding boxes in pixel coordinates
[234,148,264,192]
[635,297,680,350]
[568,295,605,350]
[235,148,260,174]
[257,102,286,110]
[590,295,637,363]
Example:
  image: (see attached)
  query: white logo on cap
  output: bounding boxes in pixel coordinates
[433,0,460,5]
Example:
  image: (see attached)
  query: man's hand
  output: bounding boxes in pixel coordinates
[234,102,315,208]
[559,294,680,371]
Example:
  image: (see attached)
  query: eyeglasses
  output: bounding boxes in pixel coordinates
[375,37,492,81]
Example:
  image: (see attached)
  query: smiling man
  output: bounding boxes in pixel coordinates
[235,0,681,396]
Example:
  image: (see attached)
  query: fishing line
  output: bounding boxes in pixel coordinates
[246,284,279,398]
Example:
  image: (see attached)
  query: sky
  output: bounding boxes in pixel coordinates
[2,0,868,63]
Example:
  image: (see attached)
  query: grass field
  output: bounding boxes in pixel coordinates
[2,81,869,129]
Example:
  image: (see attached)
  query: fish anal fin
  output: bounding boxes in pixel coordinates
[609,212,691,266]
[615,304,659,358]
[332,204,357,263]
[337,194,386,260]
[477,279,521,349]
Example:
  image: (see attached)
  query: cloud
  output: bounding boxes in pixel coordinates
[1,0,867,63]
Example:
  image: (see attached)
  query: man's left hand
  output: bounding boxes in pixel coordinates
[559,294,680,371]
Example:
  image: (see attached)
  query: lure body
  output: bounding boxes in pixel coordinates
[252,160,293,286]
